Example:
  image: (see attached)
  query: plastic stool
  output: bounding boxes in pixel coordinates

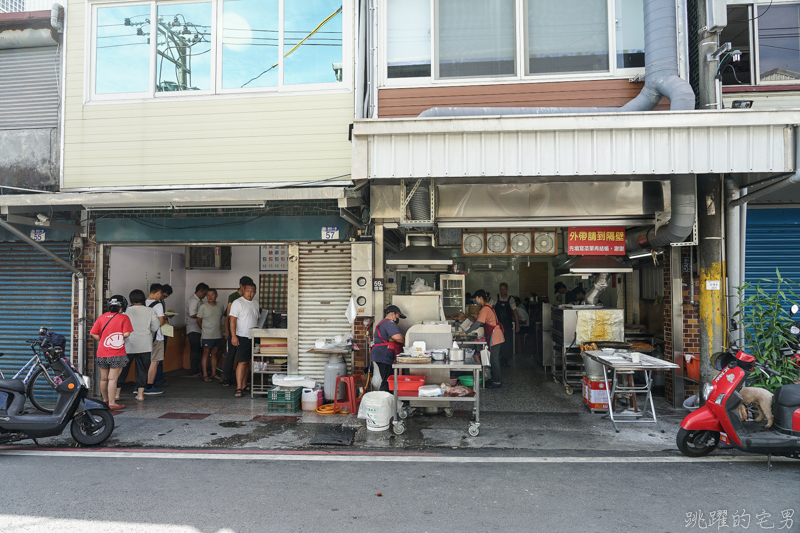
[334,374,363,414]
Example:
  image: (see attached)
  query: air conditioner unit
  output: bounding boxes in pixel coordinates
[471,259,508,271]
[185,246,232,270]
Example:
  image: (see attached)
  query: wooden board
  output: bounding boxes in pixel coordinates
[378,79,670,118]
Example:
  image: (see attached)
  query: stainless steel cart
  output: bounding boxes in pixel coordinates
[391,361,482,437]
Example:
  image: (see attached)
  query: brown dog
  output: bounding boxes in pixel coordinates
[737,387,774,428]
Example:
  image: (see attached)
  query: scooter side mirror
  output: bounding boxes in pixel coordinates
[729,318,738,331]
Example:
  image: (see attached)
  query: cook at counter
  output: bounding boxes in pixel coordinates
[464,289,504,389]
[371,305,406,392]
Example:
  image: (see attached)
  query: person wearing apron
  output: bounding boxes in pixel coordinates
[494,282,518,367]
[466,290,505,388]
[370,305,407,392]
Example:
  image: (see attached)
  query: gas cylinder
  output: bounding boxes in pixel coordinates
[324,354,347,401]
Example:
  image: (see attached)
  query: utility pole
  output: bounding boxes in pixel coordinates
[696,0,721,109]
[697,174,724,383]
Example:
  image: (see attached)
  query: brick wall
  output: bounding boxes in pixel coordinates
[664,247,700,406]
[353,317,373,373]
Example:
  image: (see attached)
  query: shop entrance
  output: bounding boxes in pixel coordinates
[106,244,288,399]
[383,224,668,414]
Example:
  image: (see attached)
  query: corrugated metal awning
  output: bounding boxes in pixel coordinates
[0,186,353,213]
[352,110,800,180]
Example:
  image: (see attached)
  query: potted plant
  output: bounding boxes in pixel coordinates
[733,269,800,391]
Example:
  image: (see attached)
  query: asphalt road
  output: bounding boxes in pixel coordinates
[0,449,798,533]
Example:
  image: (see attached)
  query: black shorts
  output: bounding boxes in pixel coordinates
[201,338,224,350]
[235,336,252,363]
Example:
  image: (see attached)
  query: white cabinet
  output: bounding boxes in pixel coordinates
[440,274,465,316]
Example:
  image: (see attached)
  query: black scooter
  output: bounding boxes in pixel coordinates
[0,329,114,446]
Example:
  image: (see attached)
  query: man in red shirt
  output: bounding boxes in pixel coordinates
[90,295,134,410]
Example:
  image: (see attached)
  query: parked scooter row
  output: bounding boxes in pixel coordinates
[677,305,800,461]
[0,328,114,446]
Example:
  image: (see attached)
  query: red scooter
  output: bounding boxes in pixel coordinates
[677,305,800,461]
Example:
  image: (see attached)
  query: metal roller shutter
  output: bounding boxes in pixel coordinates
[0,243,73,378]
[298,243,352,381]
[0,47,60,130]
[745,208,800,298]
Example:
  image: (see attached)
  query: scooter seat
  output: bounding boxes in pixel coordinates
[0,379,26,394]
[774,384,800,408]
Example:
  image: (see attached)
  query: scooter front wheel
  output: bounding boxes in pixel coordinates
[676,428,719,457]
[70,409,114,446]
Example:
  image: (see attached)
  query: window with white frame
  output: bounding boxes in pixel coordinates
[385,0,644,83]
[91,0,345,99]
[721,2,800,86]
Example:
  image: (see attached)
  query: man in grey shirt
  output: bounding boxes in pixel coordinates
[117,289,160,402]
[186,282,209,377]
[197,288,225,381]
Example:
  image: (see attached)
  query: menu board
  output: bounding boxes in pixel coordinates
[260,245,289,272]
[567,227,626,255]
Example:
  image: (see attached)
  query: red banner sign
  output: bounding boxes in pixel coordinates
[567,227,626,255]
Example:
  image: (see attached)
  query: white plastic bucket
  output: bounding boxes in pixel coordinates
[358,391,395,431]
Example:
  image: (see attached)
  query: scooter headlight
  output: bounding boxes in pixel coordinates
[702,382,715,401]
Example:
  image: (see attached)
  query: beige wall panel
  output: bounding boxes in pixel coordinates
[63,1,354,190]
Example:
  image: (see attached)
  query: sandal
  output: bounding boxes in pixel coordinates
[234,389,243,397]
[203,376,212,382]
[211,375,222,381]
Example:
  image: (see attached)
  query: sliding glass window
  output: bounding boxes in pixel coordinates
[222,0,279,89]
[155,2,212,92]
[526,0,608,74]
[437,0,516,78]
[383,0,645,84]
[284,0,343,85]
[91,0,346,99]
[720,3,800,87]
[387,0,431,78]
[95,4,152,94]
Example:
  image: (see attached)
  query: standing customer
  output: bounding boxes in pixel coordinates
[186,282,209,377]
[154,284,173,387]
[118,289,160,402]
[494,282,519,368]
[90,295,133,410]
[466,290,504,388]
[197,288,225,381]
[370,305,406,392]
[229,281,260,397]
[222,276,253,386]
[144,284,166,395]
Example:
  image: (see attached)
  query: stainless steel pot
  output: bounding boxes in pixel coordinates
[449,348,464,361]
[581,354,606,380]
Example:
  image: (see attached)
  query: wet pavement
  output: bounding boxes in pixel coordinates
[24,355,689,453]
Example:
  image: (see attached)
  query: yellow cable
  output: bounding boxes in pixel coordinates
[315,369,370,415]
[267,6,343,71]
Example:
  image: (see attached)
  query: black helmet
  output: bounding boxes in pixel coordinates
[108,295,128,312]
[713,351,737,371]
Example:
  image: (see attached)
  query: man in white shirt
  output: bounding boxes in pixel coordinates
[144,283,167,394]
[186,282,209,377]
[229,281,260,397]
